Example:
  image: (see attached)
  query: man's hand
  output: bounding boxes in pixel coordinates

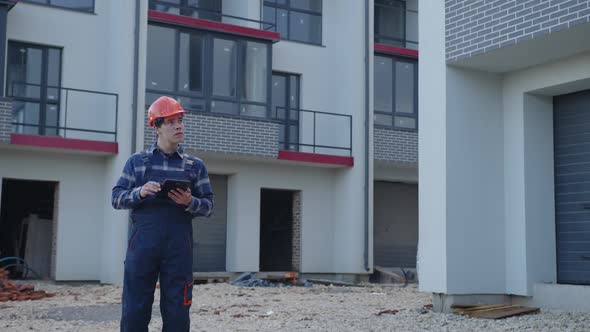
[169,188,192,206]
[140,181,161,198]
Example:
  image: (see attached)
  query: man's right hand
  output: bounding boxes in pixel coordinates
[140,181,161,198]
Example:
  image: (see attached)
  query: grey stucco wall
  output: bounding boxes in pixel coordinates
[446,0,590,61]
[0,99,12,143]
[144,112,280,158]
[374,128,418,164]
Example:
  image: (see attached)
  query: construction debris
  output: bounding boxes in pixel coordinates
[230,272,312,287]
[374,266,407,285]
[452,303,540,319]
[375,309,399,316]
[0,268,55,302]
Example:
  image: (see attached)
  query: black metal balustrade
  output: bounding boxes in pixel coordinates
[272,106,352,156]
[8,82,118,142]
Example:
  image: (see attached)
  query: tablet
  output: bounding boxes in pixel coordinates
[156,179,191,199]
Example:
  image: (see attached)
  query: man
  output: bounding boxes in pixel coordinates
[112,96,214,331]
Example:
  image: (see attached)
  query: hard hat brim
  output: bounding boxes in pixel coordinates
[148,109,186,127]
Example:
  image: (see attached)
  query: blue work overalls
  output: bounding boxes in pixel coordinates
[121,150,194,332]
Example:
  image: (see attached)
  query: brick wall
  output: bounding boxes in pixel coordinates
[446,0,590,61]
[0,99,12,143]
[374,128,418,164]
[291,191,301,272]
[144,111,280,158]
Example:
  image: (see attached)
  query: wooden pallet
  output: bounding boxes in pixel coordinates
[452,303,540,319]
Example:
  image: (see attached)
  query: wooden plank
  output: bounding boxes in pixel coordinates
[451,304,482,309]
[468,306,540,319]
[453,304,513,314]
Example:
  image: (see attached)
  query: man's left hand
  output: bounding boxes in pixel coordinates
[169,188,192,206]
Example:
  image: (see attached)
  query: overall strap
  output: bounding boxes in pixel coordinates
[139,150,152,182]
[183,157,197,181]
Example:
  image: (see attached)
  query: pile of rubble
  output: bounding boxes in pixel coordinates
[0,268,55,301]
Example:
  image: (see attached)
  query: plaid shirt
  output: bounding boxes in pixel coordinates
[111,143,214,217]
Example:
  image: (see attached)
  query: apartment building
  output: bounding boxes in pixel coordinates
[0,0,419,285]
[420,0,590,311]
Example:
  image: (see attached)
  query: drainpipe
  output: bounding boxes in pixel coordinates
[363,0,370,272]
[131,0,140,154]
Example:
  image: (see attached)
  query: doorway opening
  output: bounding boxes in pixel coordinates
[0,179,57,279]
[259,188,298,271]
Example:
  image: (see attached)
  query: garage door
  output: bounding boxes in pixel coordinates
[554,90,590,285]
[192,174,227,272]
[373,181,418,268]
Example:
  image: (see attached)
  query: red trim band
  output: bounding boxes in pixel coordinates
[374,43,418,58]
[10,134,118,154]
[278,150,354,167]
[148,10,280,42]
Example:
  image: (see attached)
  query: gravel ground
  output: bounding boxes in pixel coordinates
[0,280,589,331]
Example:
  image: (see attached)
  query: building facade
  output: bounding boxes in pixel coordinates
[0,0,419,284]
[420,0,590,311]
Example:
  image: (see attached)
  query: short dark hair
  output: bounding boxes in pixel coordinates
[154,117,165,128]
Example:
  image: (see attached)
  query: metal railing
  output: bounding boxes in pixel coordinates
[149,0,276,31]
[272,106,352,156]
[8,81,118,142]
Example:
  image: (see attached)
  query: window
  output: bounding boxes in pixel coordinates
[7,42,62,136]
[263,0,322,45]
[149,0,222,21]
[146,23,271,119]
[22,0,94,13]
[375,0,418,50]
[374,54,417,130]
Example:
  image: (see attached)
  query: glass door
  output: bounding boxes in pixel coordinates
[7,42,62,136]
[272,72,300,150]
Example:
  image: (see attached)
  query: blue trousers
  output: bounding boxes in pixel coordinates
[121,217,193,332]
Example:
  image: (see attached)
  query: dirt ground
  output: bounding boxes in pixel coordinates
[0,280,589,331]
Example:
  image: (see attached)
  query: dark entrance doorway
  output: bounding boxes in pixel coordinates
[0,179,57,279]
[259,189,293,271]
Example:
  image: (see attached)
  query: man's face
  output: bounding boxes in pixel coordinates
[156,114,184,144]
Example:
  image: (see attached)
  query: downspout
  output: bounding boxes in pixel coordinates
[363,0,370,271]
[131,0,140,154]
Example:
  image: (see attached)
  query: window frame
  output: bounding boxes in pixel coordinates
[262,0,323,45]
[374,0,418,49]
[272,71,301,150]
[20,0,95,14]
[149,0,222,21]
[373,53,418,132]
[146,22,273,121]
[6,41,63,136]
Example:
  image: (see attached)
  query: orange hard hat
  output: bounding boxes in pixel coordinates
[147,96,186,127]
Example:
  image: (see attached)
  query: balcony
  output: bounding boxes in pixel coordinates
[148,0,279,42]
[1,82,119,154]
[272,107,353,166]
[143,106,353,167]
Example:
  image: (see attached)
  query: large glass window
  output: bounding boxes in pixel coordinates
[22,0,94,13]
[7,42,62,136]
[375,0,418,50]
[146,23,271,119]
[149,0,222,21]
[263,0,322,45]
[374,54,417,130]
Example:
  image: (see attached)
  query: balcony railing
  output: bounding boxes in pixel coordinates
[272,107,352,156]
[8,82,118,142]
[149,0,276,30]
